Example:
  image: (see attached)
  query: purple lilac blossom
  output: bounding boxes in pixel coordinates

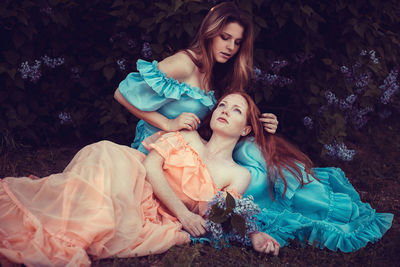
[303,116,313,129]
[70,66,80,79]
[324,140,356,161]
[128,39,137,49]
[205,192,260,246]
[117,59,126,71]
[41,55,65,68]
[325,91,339,105]
[379,109,392,120]
[141,42,152,58]
[347,106,373,129]
[379,69,399,104]
[253,66,262,81]
[271,60,288,73]
[293,52,314,64]
[369,50,379,64]
[40,7,52,15]
[58,112,72,125]
[355,72,370,89]
[18,60,42,83]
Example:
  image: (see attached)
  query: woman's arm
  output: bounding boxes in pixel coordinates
[114,89,172,130]
[114,52,201,131]
[143,149,206,236]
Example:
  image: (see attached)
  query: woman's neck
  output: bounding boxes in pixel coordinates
[204,133,239,161]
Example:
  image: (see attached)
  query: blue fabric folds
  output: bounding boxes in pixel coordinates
[234,140,394,252]
[118,58,393,252]
[118,59,216,152]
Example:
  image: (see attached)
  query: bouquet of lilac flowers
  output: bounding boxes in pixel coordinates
[204,191,261,246]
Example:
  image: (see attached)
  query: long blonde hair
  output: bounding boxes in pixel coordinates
[185,2,254,98]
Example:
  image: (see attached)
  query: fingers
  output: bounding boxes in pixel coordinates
[259,113,279,135]
[265,239,274,254]
[182,214,206,237]
[258,239,279,256]
[261,113,277,120]
[181,113,201,131]
[273,241,280,256]
[264,126,277,134]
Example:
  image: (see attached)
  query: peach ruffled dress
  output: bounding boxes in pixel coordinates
[0,132,218,266]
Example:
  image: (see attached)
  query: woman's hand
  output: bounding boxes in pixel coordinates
[177,210,207,237]
[166,112,201,131]
[259,113,278,134]
[250,232,280,256]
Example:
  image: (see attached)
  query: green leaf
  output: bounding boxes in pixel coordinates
[300,5,314,16]
[93,61,105,71]
[174,0,183,11]
[13,31,25,48]
[155,2,170,11]
[322,58,332,65]
[225,192,236,210]
[231,213,246,237]
[3,50,19,65]
[103,67,115,81]
[254,16,267,28]
[277,16,287,28]
[183,22,194,35]
[8,68,17,80]
[111,0,125,8]
[209,206,227,223]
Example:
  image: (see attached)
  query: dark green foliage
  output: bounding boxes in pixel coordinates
[207,192,246,237]
[1,0,399,160]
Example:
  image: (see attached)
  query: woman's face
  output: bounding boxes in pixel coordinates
[210,94,250,137]
[211,22,244,63]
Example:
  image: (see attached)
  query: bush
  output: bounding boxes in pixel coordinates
[1,0,399,161]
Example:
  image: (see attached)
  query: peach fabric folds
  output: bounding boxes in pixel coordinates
[0,132,218,266]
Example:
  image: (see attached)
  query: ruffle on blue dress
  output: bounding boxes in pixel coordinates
[118,59,393,252]
[234,140,394,252]
[118,59,216,153]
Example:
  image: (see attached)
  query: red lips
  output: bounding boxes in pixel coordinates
[217,117,228,123]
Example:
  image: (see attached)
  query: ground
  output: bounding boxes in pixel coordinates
[0,118,399,266]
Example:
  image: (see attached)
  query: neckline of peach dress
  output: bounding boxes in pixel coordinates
[174,131,234,195]
[175,132,217,183]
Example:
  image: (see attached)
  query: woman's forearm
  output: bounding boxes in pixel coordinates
[143,151,190,218]
[114,88,171,131]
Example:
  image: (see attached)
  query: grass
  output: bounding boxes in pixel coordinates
[1,118,399,266]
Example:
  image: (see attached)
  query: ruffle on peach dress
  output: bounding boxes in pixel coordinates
[0,132,218,267]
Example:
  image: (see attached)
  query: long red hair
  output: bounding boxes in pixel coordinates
[199,92,316,198]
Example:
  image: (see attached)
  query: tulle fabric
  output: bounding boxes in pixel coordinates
[117,58,393,252]
[0,133,218,266]
[118,59,216,153]
[233,139,394,252]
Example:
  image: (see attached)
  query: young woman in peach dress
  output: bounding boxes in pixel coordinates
[0,92,280,267]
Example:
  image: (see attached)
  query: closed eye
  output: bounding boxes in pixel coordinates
[234,108,242,114]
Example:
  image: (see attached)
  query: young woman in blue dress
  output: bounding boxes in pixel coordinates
[114,2,393,252]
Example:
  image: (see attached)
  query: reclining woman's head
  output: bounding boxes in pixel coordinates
[201,92,316,198]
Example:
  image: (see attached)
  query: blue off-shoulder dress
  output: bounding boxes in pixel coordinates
[118,59,393,253]
[118,59,216,153]
[234,141,393,252]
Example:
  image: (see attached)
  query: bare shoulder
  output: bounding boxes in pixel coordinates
[157,51,196,80]
[179,130,201,143]
[228,164,251,195]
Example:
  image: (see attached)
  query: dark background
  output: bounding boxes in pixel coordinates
[0,0,399,265]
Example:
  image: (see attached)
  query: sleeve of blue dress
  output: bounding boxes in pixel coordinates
[118,59,216,153]
[233,138,393,253]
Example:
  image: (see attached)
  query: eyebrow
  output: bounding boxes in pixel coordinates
[220,100,245,109]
